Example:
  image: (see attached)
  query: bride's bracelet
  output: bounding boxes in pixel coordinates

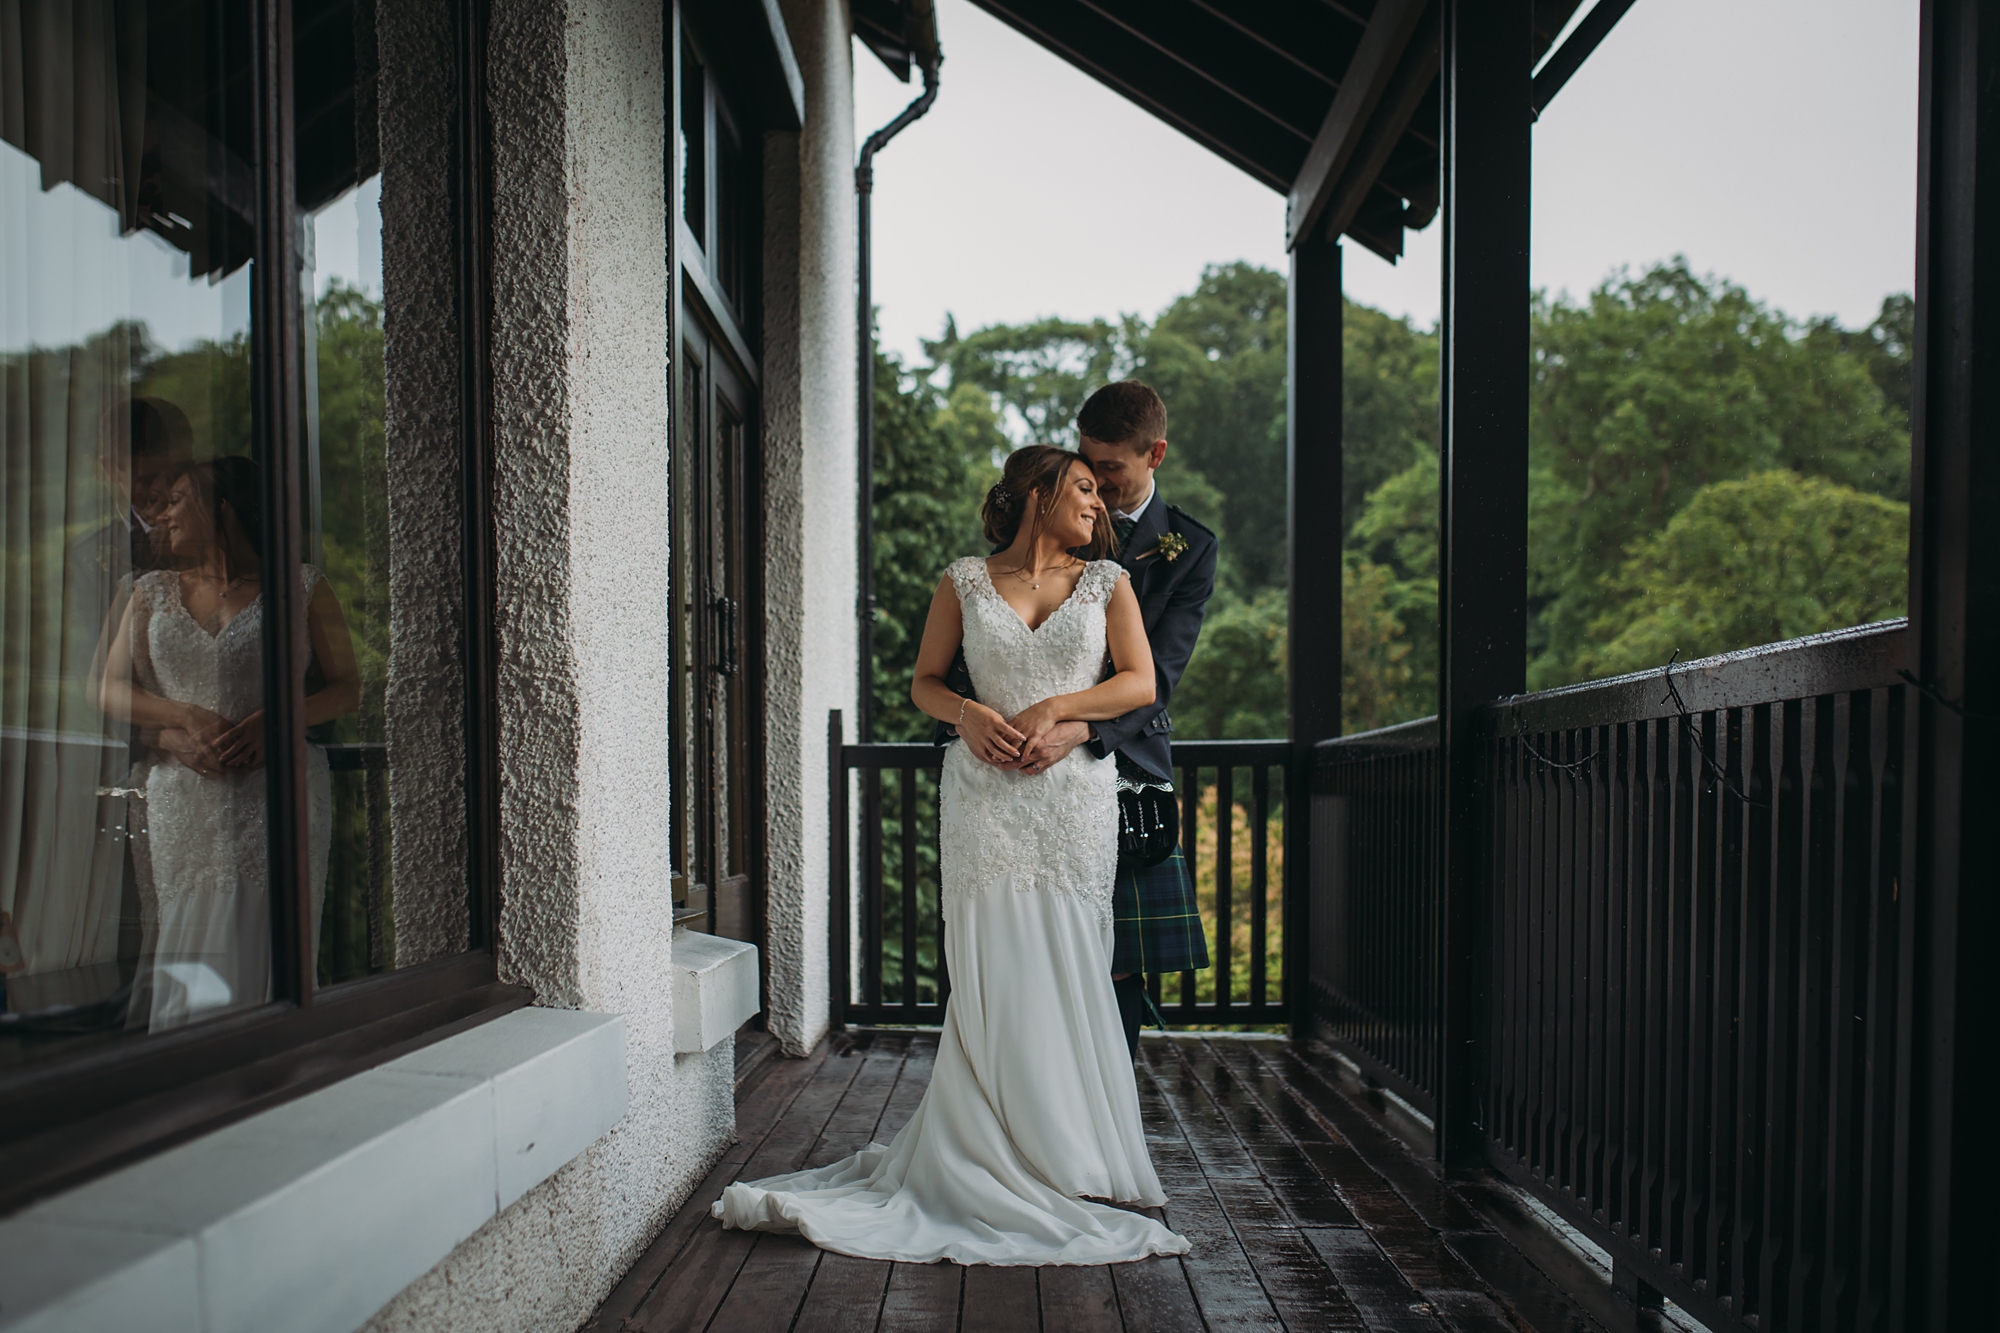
[956,696,971,728]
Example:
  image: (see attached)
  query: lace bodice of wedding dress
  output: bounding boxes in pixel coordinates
[133,566,331,1029]
[939,556,1123,926]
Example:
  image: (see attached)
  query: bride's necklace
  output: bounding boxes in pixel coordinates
[190,569,255,593]
[1001,557,1078,592]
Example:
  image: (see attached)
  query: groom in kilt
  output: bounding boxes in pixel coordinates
[942,381,1217,1059]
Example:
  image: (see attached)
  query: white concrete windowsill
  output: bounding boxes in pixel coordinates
[0,1007,628,1333]
[673,927,760,1053]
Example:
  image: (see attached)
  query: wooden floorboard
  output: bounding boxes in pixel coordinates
[881,1261,965,1332]
[590,1030,1652,1333]
[1040,1263,1122,1331]
[961,1265,1041,1333]
[1111,1255,1206,1333]
[793,1252,893,1333]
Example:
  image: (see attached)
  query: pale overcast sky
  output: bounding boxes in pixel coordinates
[854,0,1920,365]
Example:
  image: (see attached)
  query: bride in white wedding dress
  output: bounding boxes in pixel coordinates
[715,445,1190,1266]
[100,458,359,1029]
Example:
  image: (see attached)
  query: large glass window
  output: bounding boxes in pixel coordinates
[0,0,493,1202]
[2,0,266,1054]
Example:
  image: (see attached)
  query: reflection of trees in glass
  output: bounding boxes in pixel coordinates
[305,282,389,985]
[309,282,387,745]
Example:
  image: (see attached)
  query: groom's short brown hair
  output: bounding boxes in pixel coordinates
[1077,380,1166,449]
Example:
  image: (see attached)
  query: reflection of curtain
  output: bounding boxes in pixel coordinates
[0,329,134,992]
[0,0,148,231]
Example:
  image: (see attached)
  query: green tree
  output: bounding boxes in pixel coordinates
[924,314,1133,447]
[1577,470,1908,679]
[1139,263,1289,591]
[869,344,1006,741]
[1340,300,1440,542]
[1527,260,1910,688]
[1171,586,1288,739]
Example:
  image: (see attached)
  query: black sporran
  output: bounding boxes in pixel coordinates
[1115,753,1179,866]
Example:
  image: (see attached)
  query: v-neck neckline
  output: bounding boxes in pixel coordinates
[170,573,258,640]
[980,558,1086,635]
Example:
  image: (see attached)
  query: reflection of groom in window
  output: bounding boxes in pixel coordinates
[71,396,194,698]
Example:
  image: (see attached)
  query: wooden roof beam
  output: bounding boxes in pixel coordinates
[1285,0,1430,250]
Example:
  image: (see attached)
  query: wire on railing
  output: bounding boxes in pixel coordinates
[1661,649,1764,806]
[1895,668,2000,722]
[1505,696,1599,775]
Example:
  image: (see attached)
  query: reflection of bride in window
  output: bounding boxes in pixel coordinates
[99,458,359,1028]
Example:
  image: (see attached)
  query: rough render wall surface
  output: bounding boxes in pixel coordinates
[760,0,857,1057]
[362,1,735,1329]
[379,0,469,965]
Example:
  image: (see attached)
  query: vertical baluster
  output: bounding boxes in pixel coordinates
[1610,720,1638,1236]
[829,712,850,1030]
[1757,698,1805,1330]
[1251,762,1270,1016]
[1704,707,1747,1299]
[1556,725,1580,1186]
[901,765,920,1017]
[1688,712,1720,1280]
[1215,765,1235,1019]
[1501,736,1525,1157]
[1817,691,1872,1331]
[930,766,950,1011]
[1785,696,1838,1328]
[364,763,388,973]
[1586,723,1612,1216]
[865,763,885,1017]
[1180,762,1200,1020]
[1639,716,1672,1255]
[1731,702,1774,1317]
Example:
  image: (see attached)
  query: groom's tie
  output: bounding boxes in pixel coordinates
[1113,515,1137,552]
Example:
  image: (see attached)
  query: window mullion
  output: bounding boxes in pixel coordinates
[252,0,316,1008]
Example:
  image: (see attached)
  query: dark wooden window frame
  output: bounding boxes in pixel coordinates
[0,0,523,1216]
[668,1,772,1006]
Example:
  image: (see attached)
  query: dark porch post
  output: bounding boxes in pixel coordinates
[1286,234,1343,1036]
[1435,0,1531,1170]
[1910,0,2000,1322]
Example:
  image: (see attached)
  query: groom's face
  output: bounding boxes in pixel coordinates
[1080,436,1166,513]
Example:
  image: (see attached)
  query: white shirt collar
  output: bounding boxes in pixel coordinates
[1113,479,1156,525]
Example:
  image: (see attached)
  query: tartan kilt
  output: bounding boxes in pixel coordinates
[1110,845,1210,976]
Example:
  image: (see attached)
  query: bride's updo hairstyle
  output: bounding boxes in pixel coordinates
[980,445,1114,560]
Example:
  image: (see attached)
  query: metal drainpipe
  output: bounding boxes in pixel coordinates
[857,53,940,742]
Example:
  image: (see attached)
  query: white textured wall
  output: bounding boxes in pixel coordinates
[362,1,735,1328]
[761,0,857,1057]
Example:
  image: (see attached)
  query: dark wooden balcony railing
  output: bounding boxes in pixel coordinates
[1308,716,1440,1118]
[1304,620,1913,1333]
[827,718,1289,1028]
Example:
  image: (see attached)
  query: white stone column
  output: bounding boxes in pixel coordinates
[365,1,736,1327]
[762,0,858,1057]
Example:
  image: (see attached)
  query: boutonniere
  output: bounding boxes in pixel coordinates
[1137,532,1190,562]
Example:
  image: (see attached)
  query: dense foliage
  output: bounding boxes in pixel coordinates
[868,259,1913,742]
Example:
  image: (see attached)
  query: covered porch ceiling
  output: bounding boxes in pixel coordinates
[961,0,1624,262]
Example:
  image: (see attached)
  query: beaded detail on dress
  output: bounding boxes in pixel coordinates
[938,556,1125,927]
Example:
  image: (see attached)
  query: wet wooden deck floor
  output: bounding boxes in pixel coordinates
[586,1031,1675,1333]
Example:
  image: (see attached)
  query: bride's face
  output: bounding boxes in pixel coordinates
[162,477,214,557]
[1046,463,1107,548]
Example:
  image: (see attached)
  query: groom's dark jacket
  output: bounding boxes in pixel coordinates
[939,490,1219,784]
